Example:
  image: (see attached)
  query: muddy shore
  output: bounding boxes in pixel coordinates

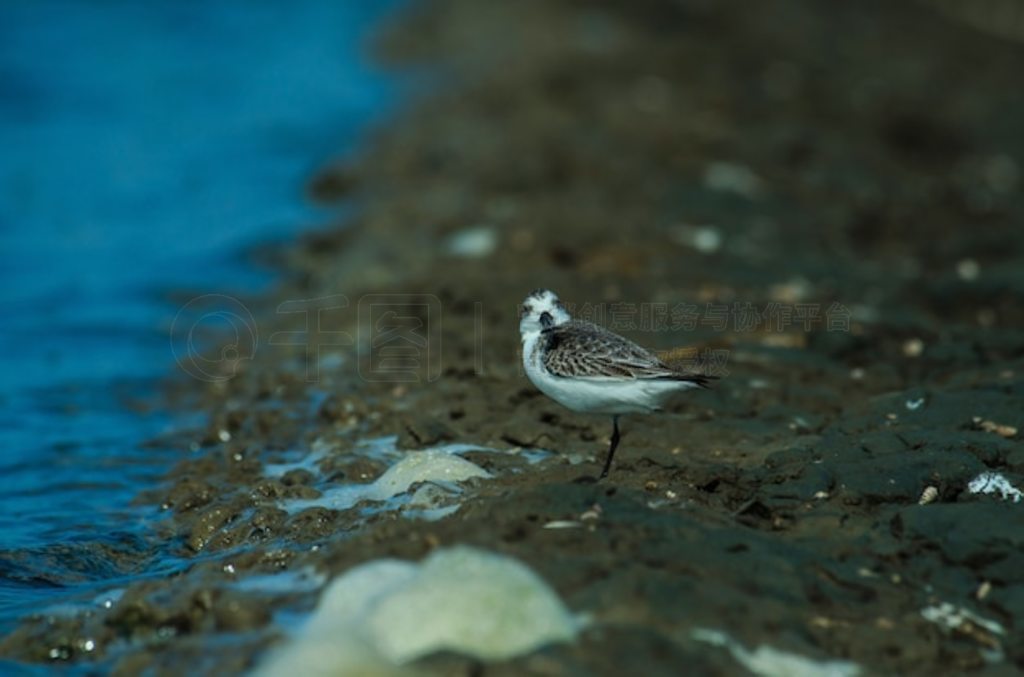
[4,0,1024,673]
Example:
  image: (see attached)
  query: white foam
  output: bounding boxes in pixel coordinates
[232,566,327,595]
[264,436,337,478]
[356,435,405,463]
[921,602,1005,662]
[255,546,580,676]
[968,472,1023,503]
[692,628,860,677]
[265,436,409,479]
[921,602,1004,636]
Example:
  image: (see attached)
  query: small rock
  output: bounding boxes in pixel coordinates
[905,397,926,411]
[918,486,939,505]
[902,338,924,357]
[975,419,1018,438]
[445,227,497,258]
[956,258,980,281]
[703,161,763,198]
[673,224,722,254]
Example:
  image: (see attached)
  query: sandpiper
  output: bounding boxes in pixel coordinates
[519,289,714,478]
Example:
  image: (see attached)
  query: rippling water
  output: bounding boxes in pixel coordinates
[0,0,395,630]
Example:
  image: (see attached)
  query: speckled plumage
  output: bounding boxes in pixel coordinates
[539,319,712,385]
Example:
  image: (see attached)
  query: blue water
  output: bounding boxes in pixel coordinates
[0,1,395,629]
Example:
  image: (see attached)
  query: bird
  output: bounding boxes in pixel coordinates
[519,289,715,478]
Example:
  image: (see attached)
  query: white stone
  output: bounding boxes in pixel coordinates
[367,450,489,501]
[446,226,497,258]
[286,450,490,514]
[256,547,580,676]
[692,629,859,677]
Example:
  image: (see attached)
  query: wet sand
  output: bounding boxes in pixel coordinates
[4,0,1024,673]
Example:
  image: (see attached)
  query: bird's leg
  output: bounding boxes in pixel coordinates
[599,415,621,479]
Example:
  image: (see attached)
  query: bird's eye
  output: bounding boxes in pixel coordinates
[539,311,553,328]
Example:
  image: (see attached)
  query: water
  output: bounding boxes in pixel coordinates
[0,1,395,630]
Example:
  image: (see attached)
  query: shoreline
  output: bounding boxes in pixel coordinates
[4,0,1024,673]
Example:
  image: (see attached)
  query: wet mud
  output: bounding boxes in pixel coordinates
[4,0,1024,674]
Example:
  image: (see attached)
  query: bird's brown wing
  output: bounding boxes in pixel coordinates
[541,321,714,386]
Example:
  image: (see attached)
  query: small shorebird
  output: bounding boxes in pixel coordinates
[520,289,715,478]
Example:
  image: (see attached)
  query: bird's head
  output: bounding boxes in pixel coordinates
[519,288,571,337]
